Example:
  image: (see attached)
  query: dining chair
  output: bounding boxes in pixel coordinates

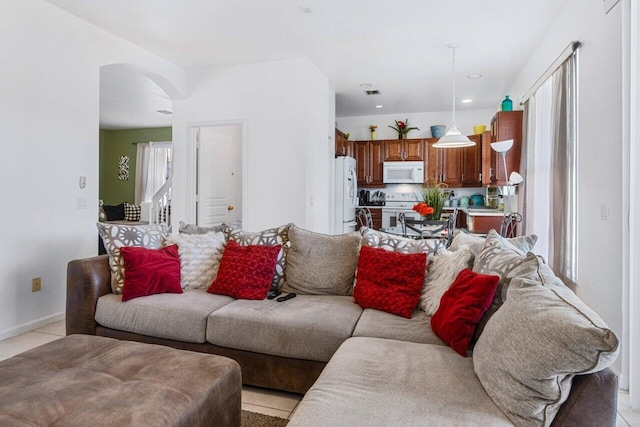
[355,207,374,229]
[500,212,523,238]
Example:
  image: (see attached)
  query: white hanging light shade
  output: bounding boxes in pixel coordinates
[433,45,475,148]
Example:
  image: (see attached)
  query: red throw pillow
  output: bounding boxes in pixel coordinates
[120,245,182,302]
[208,240,281,300]
[353,246,427,318]
[431,269,499,356]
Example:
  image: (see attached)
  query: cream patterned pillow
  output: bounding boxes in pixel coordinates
[222,223,291,291]
[166,231,226,289]
[449,231,538,258]
[474,254,619,426]
[360,227,444,258]
[96,222,168,294]
[420,248,474,315]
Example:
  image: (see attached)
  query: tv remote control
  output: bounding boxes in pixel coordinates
[267,290,282,300]
[277,293,297,302]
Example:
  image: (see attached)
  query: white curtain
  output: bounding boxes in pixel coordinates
[135,141,173,204]
[522,54,578,288]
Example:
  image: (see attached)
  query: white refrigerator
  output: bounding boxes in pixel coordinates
[334,156,358,234]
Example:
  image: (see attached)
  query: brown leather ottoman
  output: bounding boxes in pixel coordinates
[0,334,241,426]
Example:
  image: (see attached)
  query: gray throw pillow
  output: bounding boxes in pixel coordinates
[473,254,619,426]
[282,225,361,296]
[449,231,538,258]
[471,229,534,341]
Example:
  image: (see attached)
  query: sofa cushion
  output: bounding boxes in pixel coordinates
[120,245,182,302]
[430,269,499,356]
[420,247,473,315]
[282,226,361,296]
[288,337,512,427]
[360,226,443,257]
[206,295,362,362]
[473,255,620,426]
[103,203,125,221]
[97,222,168,294]
[95,289,234,343]
[208,241,281,300]
[353,246,426,318]
[222,223,291,291]
[166,231,227,289]
[352,308,445,345]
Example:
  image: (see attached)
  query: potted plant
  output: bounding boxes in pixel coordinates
[389,119,419,139]
[414,180,447,220]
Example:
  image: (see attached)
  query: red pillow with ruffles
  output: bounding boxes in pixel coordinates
[208,240,281,300]
[353,246,427,318]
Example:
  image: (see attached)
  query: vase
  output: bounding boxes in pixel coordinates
[371,130,377,140]
[401,133,407,140]
[501,95,513,111]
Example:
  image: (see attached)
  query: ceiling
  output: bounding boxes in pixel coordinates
[46,0,570,128]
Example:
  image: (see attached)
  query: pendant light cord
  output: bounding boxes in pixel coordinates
[451,46,456,128]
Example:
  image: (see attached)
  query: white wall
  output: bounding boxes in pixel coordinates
[0,0,185,339]
[171,58,332,233]
[507,0,624,374]
[336,108,497,141]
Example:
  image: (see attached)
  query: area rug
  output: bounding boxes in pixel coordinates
[241,410,289,427]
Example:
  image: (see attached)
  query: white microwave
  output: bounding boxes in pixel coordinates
[383,161,424,184]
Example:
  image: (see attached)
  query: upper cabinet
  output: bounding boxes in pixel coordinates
[489,111,523,184]
[335,129,353,158]
[383,139,424,161]
[354,140,384,188]
[426,134,482,187]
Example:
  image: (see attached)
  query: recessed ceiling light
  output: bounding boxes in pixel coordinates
[299,5,313,14]
[467,74,482,79]
[374,105,384,109]
[360,83,373,88]
[461,99,473,104]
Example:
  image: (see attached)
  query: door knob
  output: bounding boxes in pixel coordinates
[227,205,234,211]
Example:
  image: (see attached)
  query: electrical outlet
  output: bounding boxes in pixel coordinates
[32,277,42,292]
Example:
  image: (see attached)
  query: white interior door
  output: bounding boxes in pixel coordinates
[197,127,241,226]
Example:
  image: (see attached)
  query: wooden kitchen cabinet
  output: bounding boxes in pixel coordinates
[335,128,353,158]
[489,111,523,184]
[383,139,424,161]
[354,140,384,188]
[425,134,481,187]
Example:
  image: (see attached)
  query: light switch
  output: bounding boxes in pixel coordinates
[600,203,610,220]
[76,197,87,209]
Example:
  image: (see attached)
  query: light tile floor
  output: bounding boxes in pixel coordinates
[0,320,635,424]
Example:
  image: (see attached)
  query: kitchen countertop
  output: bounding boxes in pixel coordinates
[443,206,506,217]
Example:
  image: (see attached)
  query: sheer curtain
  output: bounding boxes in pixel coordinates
[135,141,173,204]
[522,53,578,287]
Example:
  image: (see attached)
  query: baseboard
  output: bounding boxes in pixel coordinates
[0,312,65,342]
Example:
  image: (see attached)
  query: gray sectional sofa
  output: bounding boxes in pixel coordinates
[66,224,619,426]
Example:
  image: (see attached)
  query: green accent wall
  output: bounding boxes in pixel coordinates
[99,127,172,205]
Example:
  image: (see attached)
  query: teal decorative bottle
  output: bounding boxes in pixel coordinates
[501,95,513,111]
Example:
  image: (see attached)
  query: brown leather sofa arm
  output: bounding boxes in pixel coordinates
[551,368,618,427]
[66,255,111,336]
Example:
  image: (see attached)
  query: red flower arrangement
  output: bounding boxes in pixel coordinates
[412,202,435,218]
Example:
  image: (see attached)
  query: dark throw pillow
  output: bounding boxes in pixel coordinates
[103,203,126,221]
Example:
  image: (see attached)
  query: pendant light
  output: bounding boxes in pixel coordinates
[433,44,475,148]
